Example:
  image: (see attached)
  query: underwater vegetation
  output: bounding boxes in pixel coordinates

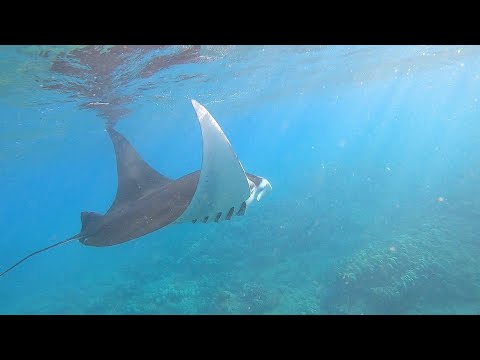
[325,206,480,314]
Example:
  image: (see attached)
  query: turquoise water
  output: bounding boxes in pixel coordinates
[1,45,479,314]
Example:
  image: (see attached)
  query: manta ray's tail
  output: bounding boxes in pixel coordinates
[0,234,82,278]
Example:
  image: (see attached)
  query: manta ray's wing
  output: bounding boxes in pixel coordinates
[175,100,252,224]
[106,126,173,211]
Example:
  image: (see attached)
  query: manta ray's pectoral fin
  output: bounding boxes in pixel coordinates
[106,126,173,210]
[174,100,252,224]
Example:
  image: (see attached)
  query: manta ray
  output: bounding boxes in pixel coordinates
[0,100,272,278]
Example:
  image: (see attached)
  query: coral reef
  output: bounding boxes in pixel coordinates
[325,213,480,314]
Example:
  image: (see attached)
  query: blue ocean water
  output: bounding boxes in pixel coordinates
[1,45,479,314]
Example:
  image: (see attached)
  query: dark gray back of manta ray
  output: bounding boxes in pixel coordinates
[78,127,193,242]
[78,126,262,247]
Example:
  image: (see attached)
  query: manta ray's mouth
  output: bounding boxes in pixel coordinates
[245,177,272,208]
[255,178,272,201]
